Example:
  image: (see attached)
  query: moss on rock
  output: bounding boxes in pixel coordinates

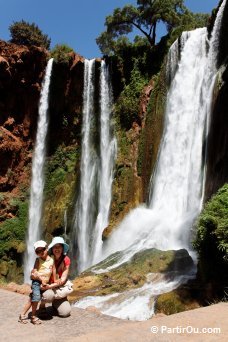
[70,248,193,302]
[42,144,79,237]
[139,65,167,201]
[156,288,200,315]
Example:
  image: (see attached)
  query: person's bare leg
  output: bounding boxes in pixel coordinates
[18,298,31,323]
[21,299,32,316]
[31,301,42,324]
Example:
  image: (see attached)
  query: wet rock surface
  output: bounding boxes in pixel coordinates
[70,248,194,301]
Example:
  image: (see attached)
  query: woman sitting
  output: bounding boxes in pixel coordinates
[39,236,72,318]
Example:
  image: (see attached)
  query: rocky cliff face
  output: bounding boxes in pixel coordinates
[0,39,149,281]
[0,2,227,283]
[0,40,85,281]
[0,40,47,194]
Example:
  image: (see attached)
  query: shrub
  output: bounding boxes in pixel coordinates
[44,145,78,197]
[51,44,74,64]
[115,61,147,129]
[0,199,28,258]
[193,183,228,262]
[9,20,51,49]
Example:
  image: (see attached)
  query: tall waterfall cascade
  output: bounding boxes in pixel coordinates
[73,59,116,272]
[75,0,227,320]
[74,59,97,272]
[24,58,53,282]
[90,60,117,265]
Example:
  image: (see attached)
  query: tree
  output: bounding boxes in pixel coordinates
[51,44,74,64]
[97,0,185,54]
[9,20,51,49]
[167,9,209,46]
[96,0,209,55]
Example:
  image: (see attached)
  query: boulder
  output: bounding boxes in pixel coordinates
[69,248,194,302]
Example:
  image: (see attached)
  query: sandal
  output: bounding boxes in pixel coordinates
[31,316,42,325]
[18,314,28,324]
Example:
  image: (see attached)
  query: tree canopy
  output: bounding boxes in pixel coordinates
[9,20,51,49]
[96,0,209,55]
[51,44,74,63]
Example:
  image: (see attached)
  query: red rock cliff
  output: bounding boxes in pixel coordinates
[0,40,48,195]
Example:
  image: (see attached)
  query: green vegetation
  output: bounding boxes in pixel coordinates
[44,144,78,197]
[193,184,228,298]
[137,64,167,196]
[137,130,145,177]
[115,61,147,129]
[42,144,80,237]
[51,44,74,64]
[0,199,28,258]
[0,193,5,202]
[96,0,209,56]
[71,248,193,300]
[193,184,228,262]
[156,288,200,315]
[156,292,186,315]
[168,10,209,46]
[9,20,51,49]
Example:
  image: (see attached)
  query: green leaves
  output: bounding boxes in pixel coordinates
[96,0,210,56]
[0,199,28,257]
[51,44,74,64]
[115,61,147,129]
[193,184,228,262]
[9,20,51,49]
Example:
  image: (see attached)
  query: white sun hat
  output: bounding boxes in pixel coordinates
[48,236,69,255]
[34,240,47,251]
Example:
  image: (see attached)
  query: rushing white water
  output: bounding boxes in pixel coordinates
[24,58,53,282]
[100,27,208,269]
[75,1,227,320]
[90,60,117,265]
[166,38,179,84]
[74,59,97,272]
[74,60,116,272]
[76,273,191,321]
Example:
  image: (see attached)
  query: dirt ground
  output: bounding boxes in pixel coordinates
[1,288,227,341]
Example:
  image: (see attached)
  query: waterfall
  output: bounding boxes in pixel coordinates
[75,0,227,320]
[74,59,116,272]
[90,60,117,265]
[74,59,97,272]
[24,58,53,282]
[100,27,208,268]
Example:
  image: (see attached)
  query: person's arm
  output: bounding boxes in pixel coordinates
[30,258,43,282]
[47,262,70,288]
[41,258,70,289]
[58,265,70,286]
[52,262,57,283]
[41,282,57,290]
[50,263,70,287]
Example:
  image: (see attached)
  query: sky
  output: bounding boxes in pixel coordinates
[0,0,220,59]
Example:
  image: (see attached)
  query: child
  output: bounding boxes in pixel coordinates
[18,240,56,325]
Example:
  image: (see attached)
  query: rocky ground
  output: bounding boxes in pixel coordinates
[0,288,227,341]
